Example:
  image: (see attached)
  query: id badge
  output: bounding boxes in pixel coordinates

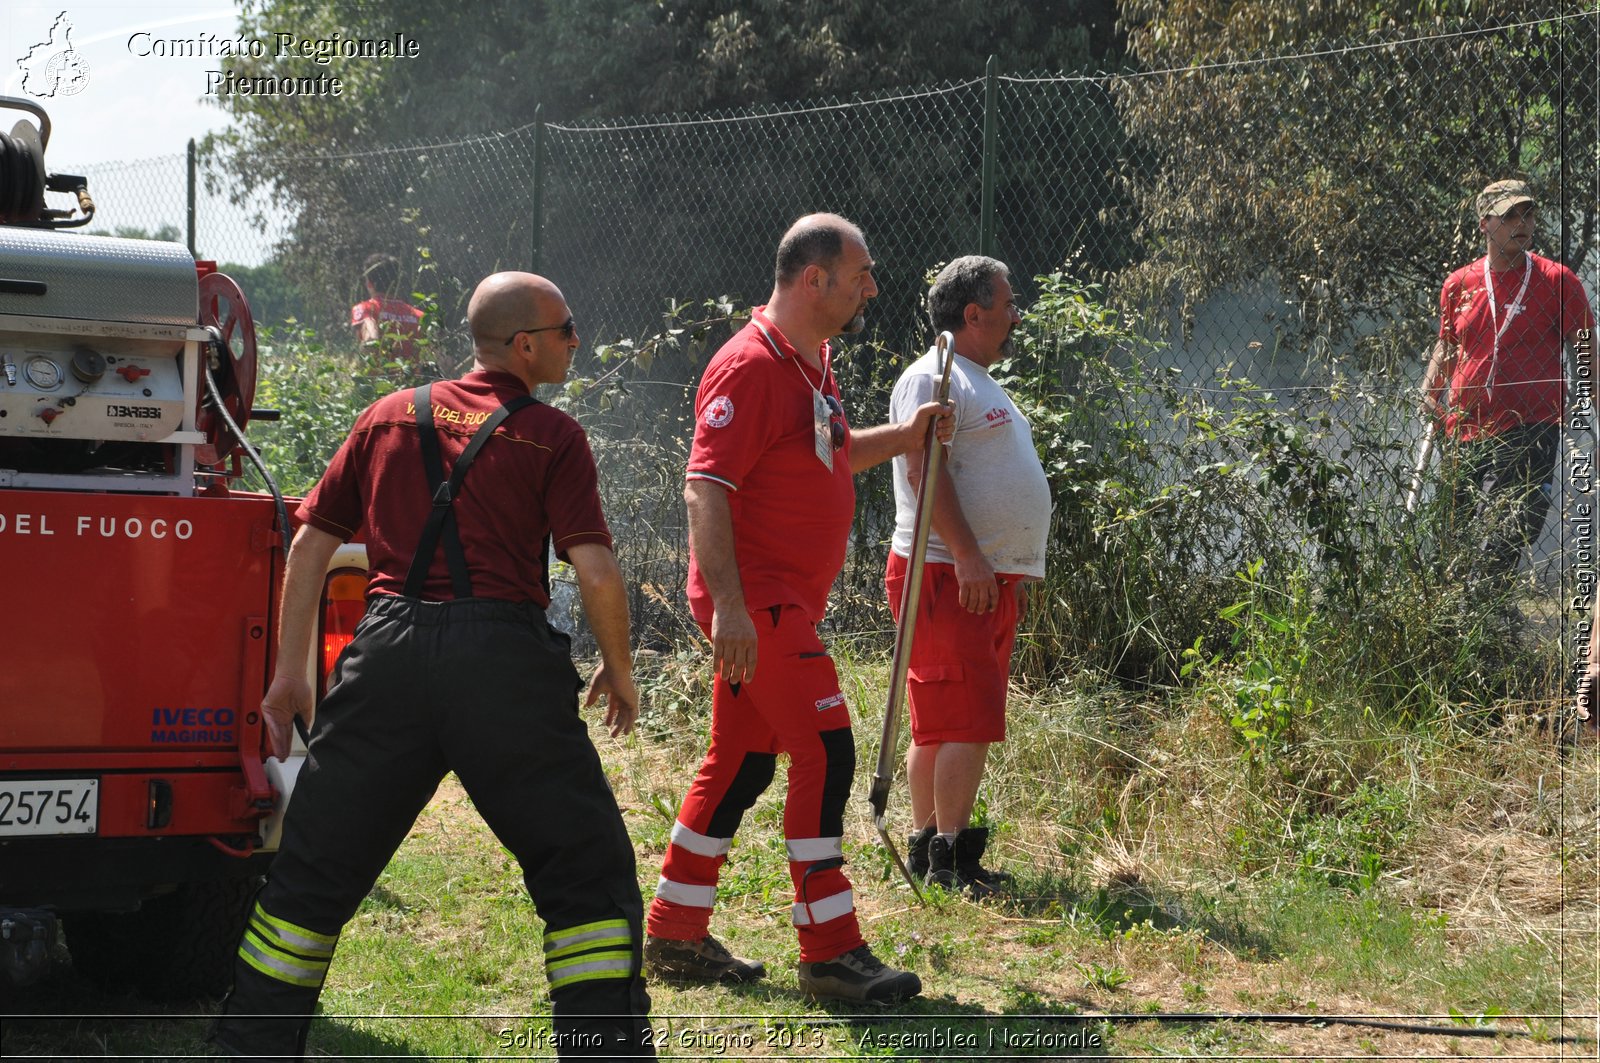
[812,390,834,472]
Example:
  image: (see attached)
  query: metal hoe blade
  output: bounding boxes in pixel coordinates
[868,331,956,900]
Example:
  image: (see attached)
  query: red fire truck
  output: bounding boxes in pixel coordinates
[0,97,365,999]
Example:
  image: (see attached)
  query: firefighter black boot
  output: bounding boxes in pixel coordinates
[211,991,312,1062]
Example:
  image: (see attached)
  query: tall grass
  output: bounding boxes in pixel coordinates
[10,654,1591,1058]
[124,267,1586,1060]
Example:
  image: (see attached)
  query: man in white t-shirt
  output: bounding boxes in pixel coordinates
[885,255,1052,895]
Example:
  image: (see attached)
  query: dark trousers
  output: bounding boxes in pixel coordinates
[1450,423,1560,586]
[215,595,653,1061]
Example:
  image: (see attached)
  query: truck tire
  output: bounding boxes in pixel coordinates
[63,876,259,1000]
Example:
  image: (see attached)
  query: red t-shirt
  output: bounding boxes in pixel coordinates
[298,370,612,605]
[351,297,426,364]
[685,308,854,623]
[1438,253,1595,441]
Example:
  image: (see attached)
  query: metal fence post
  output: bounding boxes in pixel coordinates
[530,105,544,273]
[980,55,998,258]
[186,138,197,258]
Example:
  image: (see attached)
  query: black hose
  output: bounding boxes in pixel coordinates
[711,1010,1593,1045]
[1075,1011,1591,1043]
[200,348,308,748]
[200,351,289,566]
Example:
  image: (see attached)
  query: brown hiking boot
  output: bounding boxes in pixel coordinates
[644,934,766,983]
[797,944,921,1004]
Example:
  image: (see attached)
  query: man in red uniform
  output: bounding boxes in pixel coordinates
[644,213,948,1004]
[214,272,654,1060]
[351,252,427,367]
[1421,179,1595,589]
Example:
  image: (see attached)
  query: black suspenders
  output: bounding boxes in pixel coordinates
[403,382,539,599]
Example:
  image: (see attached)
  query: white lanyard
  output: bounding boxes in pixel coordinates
[1482,252,1532,400]
[752,315,833,395]
[753,315,837,469]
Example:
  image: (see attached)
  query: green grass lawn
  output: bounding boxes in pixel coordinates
[5,652,1596,1060]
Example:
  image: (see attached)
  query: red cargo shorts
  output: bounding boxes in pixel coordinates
[885,551,1021,745]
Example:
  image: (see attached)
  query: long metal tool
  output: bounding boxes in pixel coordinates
[868,331,956,899]
[1405,420,1435,514]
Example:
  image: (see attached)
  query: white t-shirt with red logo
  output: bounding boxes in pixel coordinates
[889,347,1051,579]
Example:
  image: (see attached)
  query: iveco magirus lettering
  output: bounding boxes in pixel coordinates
[0,94,366,999]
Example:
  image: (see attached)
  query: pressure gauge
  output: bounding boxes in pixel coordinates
[24,356,62,391]
[71,348,107,384]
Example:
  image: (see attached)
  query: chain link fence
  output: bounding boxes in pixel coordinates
[60,10,1600,651]
[74,153,188,246]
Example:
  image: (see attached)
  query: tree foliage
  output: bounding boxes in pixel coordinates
[205,0,1123,333]
[203,0,1126,332]
[217,0,1120,136]
[1110,0,1598,356]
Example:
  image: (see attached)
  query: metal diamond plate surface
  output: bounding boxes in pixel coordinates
[0,229,196,326]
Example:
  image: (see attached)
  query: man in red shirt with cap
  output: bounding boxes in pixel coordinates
[1421,179,1595,591]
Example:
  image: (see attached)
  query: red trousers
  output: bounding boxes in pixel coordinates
[646,605,863,963]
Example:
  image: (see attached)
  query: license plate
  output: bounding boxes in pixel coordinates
[0,779,98,837]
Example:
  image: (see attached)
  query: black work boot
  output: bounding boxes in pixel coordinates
[924,833,959,891]
[209,1012,310,1061]
[907,826,935,881]
[953,826,1012,895]
[925,829,1008,898]
[211,961,316,1061]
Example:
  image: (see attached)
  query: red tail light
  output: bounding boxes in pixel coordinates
[318,569,367,699]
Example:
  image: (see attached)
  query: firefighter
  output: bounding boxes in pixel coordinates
[213,272,654,1060]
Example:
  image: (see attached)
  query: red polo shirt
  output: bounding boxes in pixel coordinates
[685,308,854,623]
[351,297,426,364]
[299,370,611,604]
[1439,253,1594,441]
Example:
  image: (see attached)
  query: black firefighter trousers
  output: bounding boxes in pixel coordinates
[214,595,654,1060]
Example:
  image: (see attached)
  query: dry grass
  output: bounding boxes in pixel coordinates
[604,650,1600,1055]
[6,652,1596,1060]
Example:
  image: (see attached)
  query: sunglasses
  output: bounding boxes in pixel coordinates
[825,394,845,451]
[504,318,576,345]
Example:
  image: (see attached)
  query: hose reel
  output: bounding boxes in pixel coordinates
[195,271,259,468]
[0,95,93,227]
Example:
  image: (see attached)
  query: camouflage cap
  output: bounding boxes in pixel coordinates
[1477,179,1534,219]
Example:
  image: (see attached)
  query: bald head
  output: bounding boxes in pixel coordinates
[774,213,865,287]
[468,272,566,358]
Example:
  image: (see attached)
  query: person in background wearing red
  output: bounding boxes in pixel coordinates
[1420,179,1595,599]
[351,252,427,368]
